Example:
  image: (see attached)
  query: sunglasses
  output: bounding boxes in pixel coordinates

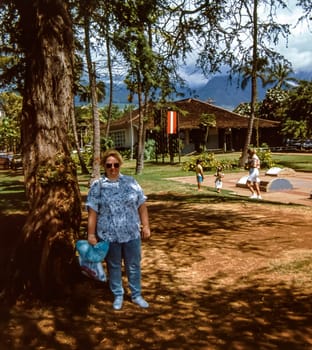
[105,163,120,169]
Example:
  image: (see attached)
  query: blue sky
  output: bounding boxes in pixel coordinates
[180,0,312,86]
[275,1,312,72]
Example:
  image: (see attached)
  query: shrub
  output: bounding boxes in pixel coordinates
[144,139,156,160]
[182,152,238,172]
[257,144,275,169]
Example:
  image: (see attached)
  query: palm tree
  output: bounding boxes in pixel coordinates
[239,56,270,91]
[77,81,106,104]
[264,62,298,89]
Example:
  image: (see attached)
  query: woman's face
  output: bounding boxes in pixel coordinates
[104,155,120,181]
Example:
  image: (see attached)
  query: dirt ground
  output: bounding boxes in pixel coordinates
[1,193,312,350]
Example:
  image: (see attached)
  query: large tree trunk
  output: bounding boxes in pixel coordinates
[11,0,82,299]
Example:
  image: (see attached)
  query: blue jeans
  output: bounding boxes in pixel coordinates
[106,238,142,299]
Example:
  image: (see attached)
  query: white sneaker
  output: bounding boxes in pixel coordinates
[257,195,262,200]
[132,296,149,308]
[249,193,257,199]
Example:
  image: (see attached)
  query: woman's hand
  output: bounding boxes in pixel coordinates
[88,233,98,245]
[141,226,151,240]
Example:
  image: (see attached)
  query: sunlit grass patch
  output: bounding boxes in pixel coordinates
[270,250,312,275]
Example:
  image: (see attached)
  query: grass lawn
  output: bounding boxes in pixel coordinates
[0,153,312,350]
[1,152,311,202]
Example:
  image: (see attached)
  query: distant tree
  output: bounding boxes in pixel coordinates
[0,92,22,152]
[258,88,289,121]
[111,0,177,174]
[280,80,312,139]
[237,57,271,91]
[0,9,25,93]
[80,1,102,181]
[97,1,115,138]
[77,81,106,104]
[264,62,298,89]
[190,0,290,164]
[75,105,93,145]
[199,113,216,151]
[100,104,123,123]
[236,0,290,161]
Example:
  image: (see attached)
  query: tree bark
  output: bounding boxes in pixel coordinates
[11,0,82,299]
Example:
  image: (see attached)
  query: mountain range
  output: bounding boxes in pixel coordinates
[189,71,312,110]
[86,70,312,111]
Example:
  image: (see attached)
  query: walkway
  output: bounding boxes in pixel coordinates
[169,171,312,207]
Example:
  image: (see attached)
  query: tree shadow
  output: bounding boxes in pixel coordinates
[0,191,311,349]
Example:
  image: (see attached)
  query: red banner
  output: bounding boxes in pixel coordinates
[167,111,177,134]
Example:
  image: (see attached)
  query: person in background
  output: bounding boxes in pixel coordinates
[86,149,151,310]
[245,148,262,200]
[214,166,224,193]
[195,159,204,191]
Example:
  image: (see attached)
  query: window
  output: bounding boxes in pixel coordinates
[110,131,126,148]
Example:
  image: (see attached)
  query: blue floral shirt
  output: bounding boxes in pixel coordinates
[86,174,147,243]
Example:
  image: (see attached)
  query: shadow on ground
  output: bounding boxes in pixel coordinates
[0,190,311,349]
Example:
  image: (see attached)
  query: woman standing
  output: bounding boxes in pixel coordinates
[86,149,151,310]
[246,148,262,200]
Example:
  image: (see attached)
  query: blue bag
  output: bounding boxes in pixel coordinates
[76,240,109,282]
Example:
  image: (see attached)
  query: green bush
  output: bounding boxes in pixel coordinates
[71,148,93,169]
[182,152,238,172]
[256,144,275,169]
[144,139,156,160]
[258,149,275,169]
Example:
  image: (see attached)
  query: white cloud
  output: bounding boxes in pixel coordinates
[181,0,312,86]
[179,68,208,86]
[274,1,312,72]
[279,34,312,72]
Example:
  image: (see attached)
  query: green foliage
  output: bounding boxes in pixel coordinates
[144,139,156,161]
[258,88,289,120]
[199,113,216,127]
[182,146,274,173]
[259,80,312,140]
[100,137,114,151]
[282,80,312,139]
[100,105,123,123]
[264,61,297,90]
[71,149,93,170]
[182,152,238,172]
[233,101,262,117]
[77,81,106,104]
[119,149,132,160]
[0,92,22,152]
[256,145,275,169]
[281,119,308,140]
[74,105,92,146]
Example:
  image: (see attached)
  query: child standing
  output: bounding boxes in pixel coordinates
[214,166,224,193]
[195,159,204,191]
